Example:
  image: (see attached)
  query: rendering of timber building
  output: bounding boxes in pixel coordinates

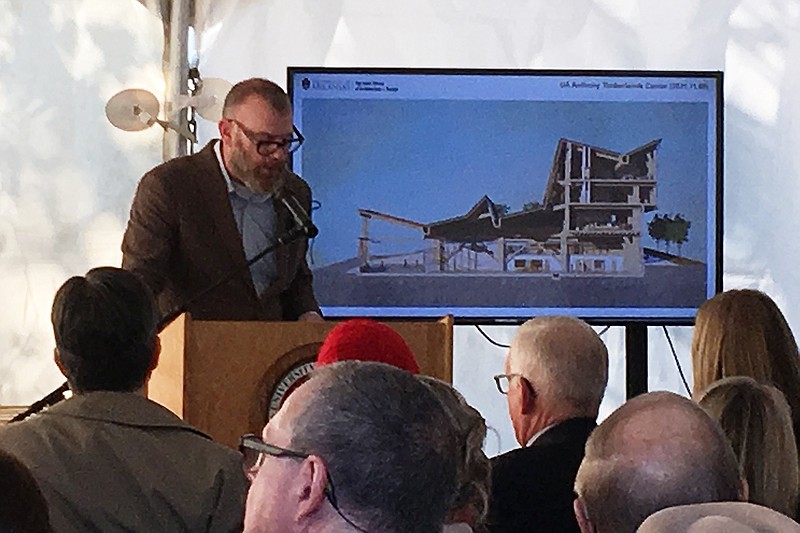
[357,138,660,277]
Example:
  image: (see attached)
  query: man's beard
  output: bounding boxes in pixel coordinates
[228,151,287,195]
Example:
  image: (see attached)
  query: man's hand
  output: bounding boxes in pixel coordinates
[298,311,324,322]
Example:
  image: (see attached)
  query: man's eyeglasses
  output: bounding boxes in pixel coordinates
[238,433,307,473]
[493,373,528,395]
[238,434,367,533]
[229,119,304,156]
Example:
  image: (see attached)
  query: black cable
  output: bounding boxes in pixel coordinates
[474,325,510,349]
[307,200,321,266]
[662,325,691,395]
[475,324,611,349]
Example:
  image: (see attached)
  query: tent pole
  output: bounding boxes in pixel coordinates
[162,0,191,161]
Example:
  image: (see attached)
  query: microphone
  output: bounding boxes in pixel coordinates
[10,382,70,423]
[278,190,319,239]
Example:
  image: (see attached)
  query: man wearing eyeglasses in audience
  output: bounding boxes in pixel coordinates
[122,77,322,322]
[240,361,459,533]
[486,316,609,533]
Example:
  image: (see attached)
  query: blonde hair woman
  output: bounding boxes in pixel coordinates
[691,289,800,444]
[697,376,800,519]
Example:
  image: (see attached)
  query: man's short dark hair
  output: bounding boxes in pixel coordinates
[222,78,291,116]
[289,362,459,533]
[51,267,158,393]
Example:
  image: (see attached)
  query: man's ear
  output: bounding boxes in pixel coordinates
[218,118,233,142]
[574,497,596,533]
[54,348,68,379]
[295,455,330,522]
[520,377,537,415]
[148,337,161,374]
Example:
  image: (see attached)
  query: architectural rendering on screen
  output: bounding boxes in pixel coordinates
[290,69,721,320]
[357,138,674,278]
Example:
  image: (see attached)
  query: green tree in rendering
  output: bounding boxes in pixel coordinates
[650,213,691,255]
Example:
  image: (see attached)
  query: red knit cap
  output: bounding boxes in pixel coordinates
[316,318,420,374]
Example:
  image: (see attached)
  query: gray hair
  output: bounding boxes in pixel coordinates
[417,376,491,527]
[508,316,608,417]
[289,362,459,533]
[575,392,742,533]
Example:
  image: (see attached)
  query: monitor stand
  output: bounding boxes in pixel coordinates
[625,324,648,399]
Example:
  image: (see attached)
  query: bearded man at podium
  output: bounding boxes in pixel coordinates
[122,78,322,322]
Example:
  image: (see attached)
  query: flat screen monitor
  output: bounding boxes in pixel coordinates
[288,68,723,324]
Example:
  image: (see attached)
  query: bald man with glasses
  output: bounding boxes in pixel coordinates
[486,316,609,533]
[122,77,322,322]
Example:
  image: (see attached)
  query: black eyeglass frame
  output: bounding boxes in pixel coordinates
[493,373,528,395]
[229,119,305,156]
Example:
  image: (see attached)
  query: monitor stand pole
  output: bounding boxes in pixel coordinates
[625,324,648,399]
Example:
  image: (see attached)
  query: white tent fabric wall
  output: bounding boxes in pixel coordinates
[0,0,163,403]
[2,0,799,456]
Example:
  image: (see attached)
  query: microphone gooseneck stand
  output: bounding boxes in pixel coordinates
[11,213,316,423]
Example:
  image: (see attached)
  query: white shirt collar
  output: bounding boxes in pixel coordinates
[213,139,235,193]
[525,422,558,447]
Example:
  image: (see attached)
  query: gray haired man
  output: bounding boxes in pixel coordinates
[488,316,609,532]
[241,361,459,533]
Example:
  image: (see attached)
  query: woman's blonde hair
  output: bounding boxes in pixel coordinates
[417,376,491,529]
[691,289,800,432]
[697,376,800,518]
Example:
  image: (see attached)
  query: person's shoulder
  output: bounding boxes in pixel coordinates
[491,433,585,473]
[491,446,536,471]
[0,415,52,455]
[284,170,312,195]
[140,141,218,186]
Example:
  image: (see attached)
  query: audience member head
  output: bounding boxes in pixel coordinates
[636,502,800,533]
[574,391,744,533]
[52,267,159,394]
[691,289,800,433]
[502,316,608,445]
[219,78,297,194]
[697,376,799,518]
[417,375,491,528]
[0,449,53,532]
[243,361,458,533]
[316,318,420,374]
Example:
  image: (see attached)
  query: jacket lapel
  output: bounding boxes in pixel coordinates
[195,142,258,295]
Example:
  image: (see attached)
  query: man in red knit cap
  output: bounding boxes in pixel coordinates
[315,318,420,374]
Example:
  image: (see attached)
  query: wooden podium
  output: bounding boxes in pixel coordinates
[148,313,454,448]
